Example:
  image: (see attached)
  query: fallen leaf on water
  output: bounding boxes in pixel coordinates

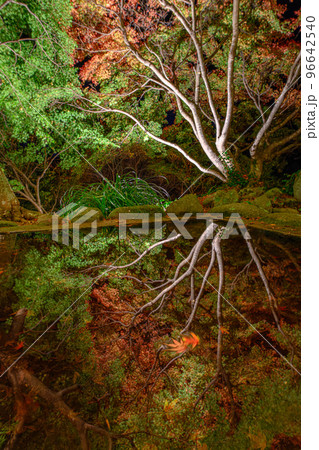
[183,332,200,348]
[167,338,186,353]
[167,332,200,353]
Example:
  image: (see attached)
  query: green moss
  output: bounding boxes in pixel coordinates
[202,194,216,207]
[0,168,21,221]
[0,220,18,227]
[21,207,41,220]
[262,213,301,228]
[273,208,300,214]
[209,202,269,218]
[283,197,300,207]
[252,194,272,211]
[203,188,239,207]
[108,204,163,219]
[239,186,264,199]
[166,194,203,216]
[264,187,283,200]
[36,213,53,224]
[69,207,104,223]
[293,172,301,201]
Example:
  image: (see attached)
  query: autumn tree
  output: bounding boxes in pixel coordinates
[69,0,300,182]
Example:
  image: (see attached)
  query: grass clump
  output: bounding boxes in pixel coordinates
[61,174,169,218]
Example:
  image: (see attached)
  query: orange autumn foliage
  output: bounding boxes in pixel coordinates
[167,332,200,354]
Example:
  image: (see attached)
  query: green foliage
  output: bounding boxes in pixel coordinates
[13,244,93,357]
[0,0,75,143]
[0,0,113,211]
[8,179,24,192]
[61,174,169,217]
[120,356,207,449]
[100,358,126,422]
[161,199,172,209]
[203,376,300,449]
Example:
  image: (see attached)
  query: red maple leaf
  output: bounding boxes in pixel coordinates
[14,341,24,350]
[167,332,200,353]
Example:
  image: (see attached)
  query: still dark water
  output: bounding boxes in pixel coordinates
[0,225,301,449]
[0,225,301,309]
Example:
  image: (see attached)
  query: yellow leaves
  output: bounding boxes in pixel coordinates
[105,418,111,430]
[248,428,267,450]
[167,332,200,354]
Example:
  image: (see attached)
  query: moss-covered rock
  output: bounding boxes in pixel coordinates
[203,189,239,207]
[264,188,283,200]
[273,207,300,215]
[262,188,287,208]
[166,194,203,216]
[202,194,216,207]
[263,188,300,209]
[262,213,301,228]
[69,207,105,223]
[239,186,264,199]
[209,202,268,218]
[0,168,21,221]
[280,197,300,208]
[0,220,18,227]
[108,204,163,219]
[21,207,42,220]
[293,172,301,201]
[252,194,272,212]
[36,213,54,225]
